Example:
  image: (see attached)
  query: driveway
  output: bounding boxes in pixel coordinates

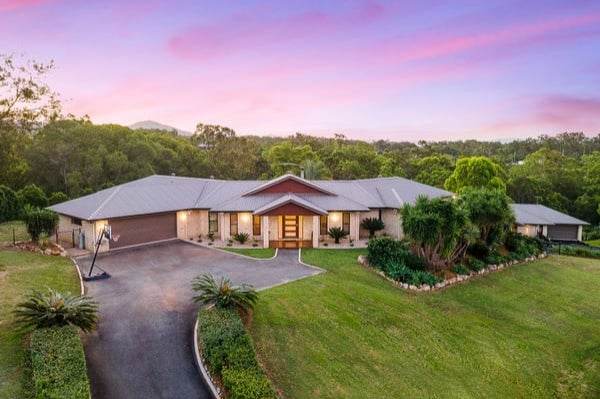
[78,241,320,399]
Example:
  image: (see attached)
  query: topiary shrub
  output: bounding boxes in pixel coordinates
[30,326,91,399]
[22,207,58,242]
[328,227,347,244]
[360,217,385,238]
[0,185,21,222]
[233,232,250,244]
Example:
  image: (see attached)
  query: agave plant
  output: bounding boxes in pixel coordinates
[192,274,257,311]
[14,288,98,332]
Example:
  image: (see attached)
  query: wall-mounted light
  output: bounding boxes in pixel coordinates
[330,212,340,222]
[240,212,251,223]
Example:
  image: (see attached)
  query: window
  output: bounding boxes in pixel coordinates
[378,209,382,221]
[253,215,261,236]
[230,213,238,235]
[209,212,218,233]
[342,212,350,234]
[71,217,82,226]
[320,215,328,235]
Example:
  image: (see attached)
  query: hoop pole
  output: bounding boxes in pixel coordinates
[88,226,105,277]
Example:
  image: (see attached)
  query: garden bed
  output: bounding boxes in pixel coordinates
[196,307,276,399]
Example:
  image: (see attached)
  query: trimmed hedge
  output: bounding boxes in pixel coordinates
[30,325,90,399]
[197,307,276,399]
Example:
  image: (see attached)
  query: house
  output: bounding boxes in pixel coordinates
[511,204,588,242]
[50,174,451,252]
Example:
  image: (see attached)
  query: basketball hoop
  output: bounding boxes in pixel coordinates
[112,234,120,242]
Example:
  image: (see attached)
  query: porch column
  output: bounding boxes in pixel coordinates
[312,215,319,248]
[218,212,225,241]
[262,215,269,248]
[350,212,360,242]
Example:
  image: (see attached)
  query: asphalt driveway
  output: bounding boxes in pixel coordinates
[78,241,320,399]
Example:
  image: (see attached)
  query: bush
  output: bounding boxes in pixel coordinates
[553,245,600,259]
[197,307,276,399]
[452,264,470,275]
[382,261,439,286]
[17,184,48,210]
[360,217,385,238]
[0,185,21,222]
[367,237,424,270]
[192,274,257,311]
[583,225,600,241]
[467,240,490,260]
[30,326,91,399]
[233,232,250,244]
[48,191,68,205]
[467,258,486,272]
[14,288,98,332]
[328,227,347,244]
[22,207,59,242]
[408,270,439,286]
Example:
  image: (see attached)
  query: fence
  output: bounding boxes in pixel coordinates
[55,228,83,249]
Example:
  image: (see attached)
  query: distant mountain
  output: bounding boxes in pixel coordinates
[129,120,193,136]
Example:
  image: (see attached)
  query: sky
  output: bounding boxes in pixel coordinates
[1,0,600,141]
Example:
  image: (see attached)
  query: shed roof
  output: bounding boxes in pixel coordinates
[511,204,588,226]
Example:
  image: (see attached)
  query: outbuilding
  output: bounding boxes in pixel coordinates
[511,204,588,242]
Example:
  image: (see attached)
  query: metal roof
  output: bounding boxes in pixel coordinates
[50,174,453,220]
[511,204,588,226]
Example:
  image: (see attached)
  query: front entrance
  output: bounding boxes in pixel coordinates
[283,215,299,239]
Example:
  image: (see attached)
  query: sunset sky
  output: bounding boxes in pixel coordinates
[2,0,600,140]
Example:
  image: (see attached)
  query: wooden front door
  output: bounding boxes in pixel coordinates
[283,215,299,239]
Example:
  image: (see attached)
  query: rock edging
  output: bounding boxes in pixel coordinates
[357,253,548,292]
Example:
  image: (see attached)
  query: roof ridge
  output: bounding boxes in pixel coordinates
[89,185,122,220]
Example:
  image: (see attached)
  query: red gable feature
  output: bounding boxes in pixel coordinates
[243,174,334,196]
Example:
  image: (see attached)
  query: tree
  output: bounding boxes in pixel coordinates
[411,155,454,188]
[322,142,383,179]
[191,123,235,148]
[263,141,317,177]
[14,288,98,332]
[360,217,385,238]
[301,158,330,179]
[17,184,48,209]
[0,185,20,222]
[401,196,476,271]
[192,274,257,312]
[48,191,68,205]
[459,188,514,245]
[22,207,58,241]
[445,156,506,193]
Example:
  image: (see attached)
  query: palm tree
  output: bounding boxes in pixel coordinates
[14,288,98,332]
[192,274,257,311]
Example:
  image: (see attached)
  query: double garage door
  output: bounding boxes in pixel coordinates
[547,224,579,241]
[109,213,177,249]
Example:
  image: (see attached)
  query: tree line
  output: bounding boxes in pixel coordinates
[1,54,600,226]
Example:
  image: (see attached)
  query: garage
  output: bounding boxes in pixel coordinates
[109,213,177,249]
[547,224,579,241]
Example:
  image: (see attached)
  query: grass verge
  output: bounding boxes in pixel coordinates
[0,250,80,399]
[249,249,600,399]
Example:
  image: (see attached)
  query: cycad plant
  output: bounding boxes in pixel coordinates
[14,288,98,332]
[360,217,385,238]
[192,274,257,312]
[328,227,347,244]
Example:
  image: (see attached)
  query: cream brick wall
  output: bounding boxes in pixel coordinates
[57,215,102,251]
[358,210,379,238]
[381,209,402,239]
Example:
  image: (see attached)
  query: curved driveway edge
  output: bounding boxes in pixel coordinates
[80,241,320,399]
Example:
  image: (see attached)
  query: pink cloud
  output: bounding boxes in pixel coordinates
[167,2,384,60]
[0,0,49,12]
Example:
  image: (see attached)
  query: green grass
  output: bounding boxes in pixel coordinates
[222,247,276,259]
[0,221,29,243]
[586,239,600,247]
[0,250,80,399]
[249,249,600,399]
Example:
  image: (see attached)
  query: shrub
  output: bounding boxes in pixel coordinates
[30,326,90,399]
[197,307,276,399]
[222,367,276,399]
[17,184,48,209]
[467,258,486,272]
[382,261,439,286]
[360,217,385,238]
[0,185,21,222]
[208,232,215,241]
[192,274,257,311]
[14,288,98,332]
[583,225,600,241]
[459,187,514,246]
[233,232,250,244]
[452,264,470,275]
[408,270,439,286]
[328,227,347,244]
[367,237,424,270]
[553,245,600,259]
[48,191,69,205]
[467,240,490,260]
[22,207,58,242]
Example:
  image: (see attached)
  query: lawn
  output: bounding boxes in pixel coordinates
[0,250,80,399]
[586,239,600,247]
[223,247,276,259]
[0,221,29,243]
[249,249,600,399]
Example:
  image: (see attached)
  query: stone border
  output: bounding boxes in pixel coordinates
[358,253,548,292]
[193,315,222,399]
[185,240,279,261]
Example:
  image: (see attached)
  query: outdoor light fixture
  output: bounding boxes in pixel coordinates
[331,212,340,222]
